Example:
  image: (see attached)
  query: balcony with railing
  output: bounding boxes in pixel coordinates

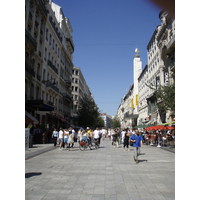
[49,16,62,43]
[66,37,74,53]
[25,29,37,50]
[61,92,72,103]
[45,81,59,94]
[25,62,35,77]
[48,60,58,74]
[65,80,71,87]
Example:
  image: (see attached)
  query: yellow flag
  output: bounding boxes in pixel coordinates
[131,99,134,109]
[136,95,138,106]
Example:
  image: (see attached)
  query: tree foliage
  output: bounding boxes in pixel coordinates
[75,94,101,128]
[146,67,175,118]
[111,116,121,128]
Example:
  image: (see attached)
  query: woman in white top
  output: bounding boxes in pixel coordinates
[68,130,74,151]
[64,129,69,149]
[58,128,64,150]
[77,129,83,142]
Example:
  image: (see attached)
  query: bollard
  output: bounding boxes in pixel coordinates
[42,133,46,144]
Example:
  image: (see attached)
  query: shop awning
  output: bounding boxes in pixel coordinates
[25,111,39,124]
[157,121,175,126]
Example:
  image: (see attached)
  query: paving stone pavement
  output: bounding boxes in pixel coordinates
[25,138,175,200]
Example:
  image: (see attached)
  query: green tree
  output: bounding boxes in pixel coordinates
[111,116,121,128]
[96,116,105,128]
[146,67,175,118]
[75,94,100,128]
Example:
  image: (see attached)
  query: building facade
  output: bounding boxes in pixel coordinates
[99,113,112,129]
[71,66,92,118]
[138,10,175,125]
[117,10,175,128]
[25,0,74,130]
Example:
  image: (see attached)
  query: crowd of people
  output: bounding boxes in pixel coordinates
[52,127,144,164]
[51,127,107,151]
[51,126,174,163]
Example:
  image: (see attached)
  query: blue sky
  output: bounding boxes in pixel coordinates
[53,0,161,116]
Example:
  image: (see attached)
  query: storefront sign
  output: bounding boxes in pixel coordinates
[25,128,29,150]
[164,68,169,86]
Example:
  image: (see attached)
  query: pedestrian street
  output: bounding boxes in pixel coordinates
[25,138,175,200]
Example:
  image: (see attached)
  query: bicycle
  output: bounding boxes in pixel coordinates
[79,138,98,151]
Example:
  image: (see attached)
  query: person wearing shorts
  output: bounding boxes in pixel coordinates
[58,128,64,150]
[64,129,69,149]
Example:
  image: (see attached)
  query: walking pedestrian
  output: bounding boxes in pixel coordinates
[112,129,118,148]
[64,128,69,149]
[108,129,111,141]
[130,129,143,164]
[58,128,64,150]
[102,128,106,140]
[93,128,100,146]
[52,128,58,147]
[121,129,126,144]
[123,128,130,151]
[68,130,74,151]
[77,128,83,142]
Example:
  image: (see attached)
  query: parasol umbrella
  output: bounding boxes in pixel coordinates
[154,125,166,130]
[145,126,157,131]
[145,125,166,131]
[166,126,175,130]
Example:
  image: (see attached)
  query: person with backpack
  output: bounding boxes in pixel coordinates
[130,129,143,164]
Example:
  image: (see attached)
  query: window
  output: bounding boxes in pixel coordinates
[39,40,42,56]
[46,28,48,41]
[31,83,34,99]
[49,34,51,45]
[37,64,40,75]
[31,58,35,69]
[42,91,44,100]
[43,69,45,81]
[75,87,78,92]
[44,47,47,61]
[46,93,48,101]
[36,86,39,99]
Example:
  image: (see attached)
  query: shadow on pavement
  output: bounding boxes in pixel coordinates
[138,159,148,163]
[25,172,42,178]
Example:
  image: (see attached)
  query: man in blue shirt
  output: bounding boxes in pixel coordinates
[130,129,143,164]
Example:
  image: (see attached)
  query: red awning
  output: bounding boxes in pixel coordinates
[25,115,34,124]
[25,111,39,124]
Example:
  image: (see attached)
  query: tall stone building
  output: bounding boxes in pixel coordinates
[25,0,74,130]
[71,66,92,119]
[138,10,175,125]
